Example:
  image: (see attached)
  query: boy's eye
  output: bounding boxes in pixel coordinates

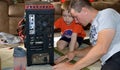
[63,15,72,18]
[63,15,67,17]
[68,15,72,17]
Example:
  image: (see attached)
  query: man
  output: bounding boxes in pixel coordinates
[53,0,120,70]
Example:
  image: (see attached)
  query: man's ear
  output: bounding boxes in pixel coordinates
[81,7,88,15]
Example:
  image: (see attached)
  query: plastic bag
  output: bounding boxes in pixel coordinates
[0,32,21,44]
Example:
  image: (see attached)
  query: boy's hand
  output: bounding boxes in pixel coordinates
[54,55,67,64]
[66,51,75,62]
[54,51,75,64]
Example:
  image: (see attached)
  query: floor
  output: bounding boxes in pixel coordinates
[0,44,54,70]
[0,31,101,70]
[2,65,53,70]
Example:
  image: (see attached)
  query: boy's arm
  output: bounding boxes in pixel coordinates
[64,33,77,62]
[67,32,90,61]
[69,33,77,52]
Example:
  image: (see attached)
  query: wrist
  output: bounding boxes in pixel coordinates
[69,50,74,53]
[73,51,77,56]
[73,63,81,70]
[69,48,74,52]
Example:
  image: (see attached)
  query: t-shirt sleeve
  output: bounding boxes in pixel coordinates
[73,23,86,37]
[73,24,82,33]
[54,17,62,28]
[98,10,117,32]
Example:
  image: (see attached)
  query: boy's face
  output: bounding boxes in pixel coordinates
[62,10,73,25]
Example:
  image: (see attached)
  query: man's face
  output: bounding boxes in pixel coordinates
[70,8,89,26]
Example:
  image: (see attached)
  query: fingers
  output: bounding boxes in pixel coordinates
[53,62,66,70]
[55,55,67,64]
[65,59,72,63]
[53,64,59,70]
[53,63,62,70]
[53,62,72,70]
[65,55,73,63]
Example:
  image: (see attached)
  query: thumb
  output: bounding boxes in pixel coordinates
[65,58,72,63]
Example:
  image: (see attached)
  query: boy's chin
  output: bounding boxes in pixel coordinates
[66,22,72,25]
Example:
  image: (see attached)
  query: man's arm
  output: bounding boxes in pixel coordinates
[73,29,115,70]
[74,46,92,58]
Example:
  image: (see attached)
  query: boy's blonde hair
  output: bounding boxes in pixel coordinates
[61,1,70,11]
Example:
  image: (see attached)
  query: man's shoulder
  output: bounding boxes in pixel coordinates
[97,8,118,20]
[102,8,115,11]
[100,8,117,14]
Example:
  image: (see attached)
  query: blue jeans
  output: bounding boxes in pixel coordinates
[101,51,120,70]
[59,36,83,46]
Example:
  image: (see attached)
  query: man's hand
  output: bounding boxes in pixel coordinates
[53,62,75,70]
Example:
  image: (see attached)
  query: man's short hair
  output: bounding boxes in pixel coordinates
[69,0,92,12]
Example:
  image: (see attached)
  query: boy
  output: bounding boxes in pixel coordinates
[54,5,86,64]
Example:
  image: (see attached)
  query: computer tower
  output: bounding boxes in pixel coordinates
[24,1,54,66]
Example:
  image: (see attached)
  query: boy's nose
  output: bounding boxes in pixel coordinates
[74,18,79,23]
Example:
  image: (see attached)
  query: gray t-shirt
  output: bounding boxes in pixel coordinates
[89,8,120,65]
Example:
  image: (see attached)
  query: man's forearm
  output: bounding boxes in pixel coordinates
[74,46,92,58]
[73,45,103,70]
